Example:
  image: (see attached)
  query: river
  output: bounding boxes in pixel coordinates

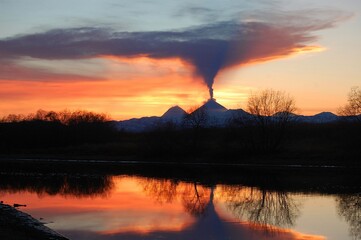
[0,165,360,240]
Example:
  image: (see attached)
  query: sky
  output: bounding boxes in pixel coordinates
[1,0,361,119]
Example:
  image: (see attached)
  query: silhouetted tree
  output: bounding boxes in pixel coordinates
[183,105,208,130]
[338,86,361,123]
[0,109,116,150]
[246,89,297,152]
[183,105,209,154]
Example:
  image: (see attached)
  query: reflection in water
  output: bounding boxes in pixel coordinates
[336,193,361,240]
[0,173,351,239]
[137,178,318,239]
[221,185,299,230]
[0,173,113,198]
[182,183,212,217]
[140,178,211,216]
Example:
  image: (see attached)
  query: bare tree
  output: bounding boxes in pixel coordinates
[182,105,209,153]
[338,87,361,123]
[183,105,208,130]
[246,89,297,152]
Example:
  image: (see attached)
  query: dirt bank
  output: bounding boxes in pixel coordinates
[0,202,68,240]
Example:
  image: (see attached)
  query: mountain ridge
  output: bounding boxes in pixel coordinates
[116,100,349,132]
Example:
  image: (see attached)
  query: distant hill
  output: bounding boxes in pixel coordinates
[296,112,340,124]
[117,116,161,132]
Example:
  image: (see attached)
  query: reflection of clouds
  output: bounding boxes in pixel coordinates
[220,185,300,231]
[336,194,361,240]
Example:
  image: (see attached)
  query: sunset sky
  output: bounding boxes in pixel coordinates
[1,0,361,119]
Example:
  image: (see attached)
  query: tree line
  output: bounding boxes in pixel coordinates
[0,88,360,164]
[0,109,118,151]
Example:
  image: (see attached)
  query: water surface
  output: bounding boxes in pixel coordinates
[0,170,360,240]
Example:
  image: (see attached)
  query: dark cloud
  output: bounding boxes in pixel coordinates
[0,60,104,82]
[0,10,350,98]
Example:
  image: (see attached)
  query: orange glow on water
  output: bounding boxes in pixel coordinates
[0,176,330,239]
[1,176,194,234]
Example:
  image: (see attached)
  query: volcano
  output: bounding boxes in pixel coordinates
[189,99,228,126]
[196,99,228,114]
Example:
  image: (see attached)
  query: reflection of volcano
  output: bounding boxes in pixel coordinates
[58,179,324,240]
[181,188,227,239]
[5,176,327,240]
[79,187,324,240]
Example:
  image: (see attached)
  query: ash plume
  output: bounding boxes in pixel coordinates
[0,10,350,98]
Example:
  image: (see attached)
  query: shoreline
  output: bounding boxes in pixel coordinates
[0,156,360,169]
[0,202,68,240]
[1,157,360,194]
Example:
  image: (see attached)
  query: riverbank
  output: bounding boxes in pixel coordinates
[0,202,68,240]
[1,151,360,169]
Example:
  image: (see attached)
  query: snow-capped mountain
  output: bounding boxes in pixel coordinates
[196,99,227,113]
[191,99,229,126]
[116,101,346,132]
[161,105,187,123]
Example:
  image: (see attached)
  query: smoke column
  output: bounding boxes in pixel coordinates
[209,87,214,99]
[188,41,229,99]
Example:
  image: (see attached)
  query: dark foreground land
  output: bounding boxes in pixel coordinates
[0,202,68,240]
[1,119,361,167]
